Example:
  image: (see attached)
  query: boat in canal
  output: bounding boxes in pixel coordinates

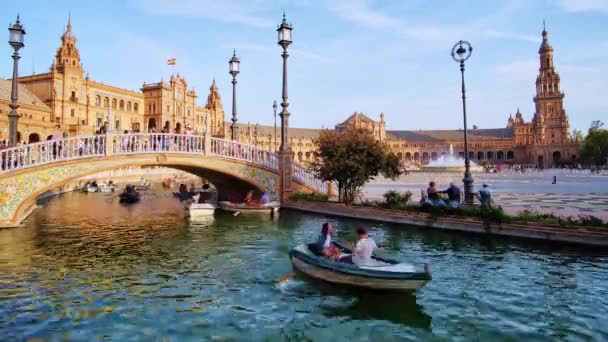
[218,201,279,215]
[119,186,141,204]
[98,182,116,193]
[187,202,217,217]
[289,242,431,292]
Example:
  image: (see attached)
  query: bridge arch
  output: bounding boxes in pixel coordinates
[0,134,326,227]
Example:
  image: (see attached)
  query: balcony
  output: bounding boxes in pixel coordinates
[70,96,79,103]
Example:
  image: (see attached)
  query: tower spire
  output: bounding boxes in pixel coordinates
[67,13,72,32]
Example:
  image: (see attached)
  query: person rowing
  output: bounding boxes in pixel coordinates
[339,227,378,266]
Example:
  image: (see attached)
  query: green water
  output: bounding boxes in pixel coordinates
[1,191,607,341]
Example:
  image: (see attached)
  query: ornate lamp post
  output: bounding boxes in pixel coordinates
[229,50,240,141]
[7,15,25,147]
[273,100,277,151]
[451,40,474,204]
[253,124,258,147]
[277,13,293,204]
[277,13,292,151]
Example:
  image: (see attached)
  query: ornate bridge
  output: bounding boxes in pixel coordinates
[0,133,326,227]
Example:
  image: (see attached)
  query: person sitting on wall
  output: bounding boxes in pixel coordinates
[425,181,446,208]
[439,182,461,208]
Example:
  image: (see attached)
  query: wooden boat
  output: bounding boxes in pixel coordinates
[289,242,431,292]
[119,191,140,204]
[134,184,151,191]
[173,191,192,201]
[218,201,279,215]
[85,185,99,193]
[98,183,116,193]
[186,202,216,217]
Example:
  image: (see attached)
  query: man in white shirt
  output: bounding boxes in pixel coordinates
[340,228,377,266]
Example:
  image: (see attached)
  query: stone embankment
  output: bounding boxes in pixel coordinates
[285,201,608,247]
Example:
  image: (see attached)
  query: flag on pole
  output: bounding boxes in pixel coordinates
[167,56,176,65]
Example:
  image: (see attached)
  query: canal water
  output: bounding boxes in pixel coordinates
[1,190,607,341]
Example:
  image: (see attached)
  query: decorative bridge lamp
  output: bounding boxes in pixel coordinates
[451,40,474,204]
[229,50,240,141]
[277,13,293,204]
[8,15,26,147]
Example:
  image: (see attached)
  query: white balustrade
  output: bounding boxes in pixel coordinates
[0,135,105,173]
[113,133,205,155]
[210,138,278,170]
[292,161,326,193]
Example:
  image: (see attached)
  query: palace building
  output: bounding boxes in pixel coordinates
[1,17,225,142]
[238,26,579,169]
[1,19,577,168]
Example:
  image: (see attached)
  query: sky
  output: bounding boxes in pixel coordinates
[1,0,607,132]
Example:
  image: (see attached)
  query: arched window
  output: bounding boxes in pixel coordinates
[95,95,101,106]
[103,97,109,107]
[119,100,124,110]
[127,101,132,111]
[112,98,117,109]
[134,103,139,113]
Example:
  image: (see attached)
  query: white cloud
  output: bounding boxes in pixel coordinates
[128,0,274,28]
[492,59,538,83]
[482,30,538,43]
[559,0,608,13]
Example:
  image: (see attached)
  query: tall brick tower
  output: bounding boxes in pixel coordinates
[532,23,570,145]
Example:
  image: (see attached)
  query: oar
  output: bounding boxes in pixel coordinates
[274,272,294,284]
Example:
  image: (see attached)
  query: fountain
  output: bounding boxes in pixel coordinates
[420,144,483,172]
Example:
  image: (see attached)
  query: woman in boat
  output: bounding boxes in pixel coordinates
[310,223,340,260]
[244,190,256,206]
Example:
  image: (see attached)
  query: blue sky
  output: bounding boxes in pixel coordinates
[1,0,607,132]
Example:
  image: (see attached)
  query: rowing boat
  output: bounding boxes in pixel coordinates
[289,242,431,292]
[218,201,279,215]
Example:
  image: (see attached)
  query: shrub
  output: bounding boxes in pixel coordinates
[382,190,413,210]
[289,191,328,202]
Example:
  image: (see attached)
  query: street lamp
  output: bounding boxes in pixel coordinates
[7,15,25,147]
[273,100,277,151]
[451,40,474,204]
[277,13,292,151]
[254,124,258,147]
[229,49,240,141]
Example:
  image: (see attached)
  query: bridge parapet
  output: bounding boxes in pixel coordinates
[210,138,278,170]
[0,135,106,173]
[1,133,325,198]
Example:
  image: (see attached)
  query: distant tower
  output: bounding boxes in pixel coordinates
[205,79,225,135]
[533,23,570,144]
[55,14,83,75]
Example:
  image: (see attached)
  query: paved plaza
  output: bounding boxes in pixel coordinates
[363,170,608,220]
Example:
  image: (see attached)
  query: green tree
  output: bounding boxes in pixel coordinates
[311,129,401,204]
[581,120,608,167]
[570,129,584,142]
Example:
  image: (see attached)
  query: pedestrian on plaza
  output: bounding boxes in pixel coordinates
[475,184,493,206]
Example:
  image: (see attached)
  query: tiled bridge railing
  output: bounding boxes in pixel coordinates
[0,133,324,193]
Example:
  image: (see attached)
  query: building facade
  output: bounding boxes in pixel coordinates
[1,21,577,168]
[235,27,578,169]
[2,18,224,141]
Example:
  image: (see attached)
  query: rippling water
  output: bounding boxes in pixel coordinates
[1,190,607,341]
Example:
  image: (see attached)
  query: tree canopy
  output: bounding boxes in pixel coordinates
[311,129,401,204]
[580,120,608,167]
